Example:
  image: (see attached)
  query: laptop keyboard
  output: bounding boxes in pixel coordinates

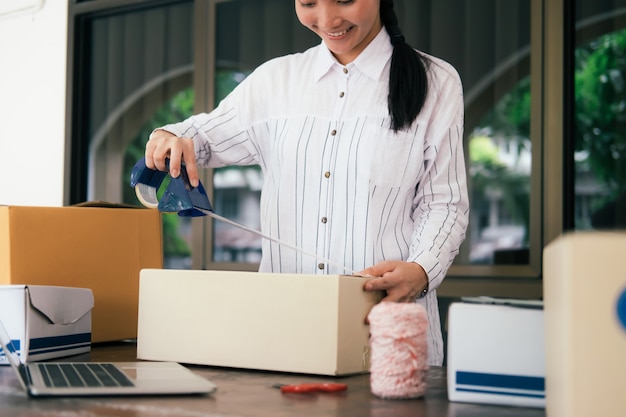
[37,363,134,388]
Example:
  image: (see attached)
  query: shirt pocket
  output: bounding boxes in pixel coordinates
[364,121,424,189]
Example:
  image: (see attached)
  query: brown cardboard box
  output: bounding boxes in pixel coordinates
[137,269,382,376]
[0,205,162,342]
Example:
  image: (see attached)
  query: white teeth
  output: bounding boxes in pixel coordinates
[328,28,349,37]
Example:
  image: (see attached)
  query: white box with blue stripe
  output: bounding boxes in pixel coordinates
[446,298,545,408]
[0,285,93,364]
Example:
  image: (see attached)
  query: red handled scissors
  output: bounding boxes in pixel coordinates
[274,382,348,394]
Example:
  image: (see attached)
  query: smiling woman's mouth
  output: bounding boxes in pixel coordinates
[325,26,353,38]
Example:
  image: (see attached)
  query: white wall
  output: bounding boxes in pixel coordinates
[0,0,68,206]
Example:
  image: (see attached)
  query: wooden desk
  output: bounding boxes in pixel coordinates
[0,341,545,417]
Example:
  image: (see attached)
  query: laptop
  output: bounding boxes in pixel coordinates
[0,319,216,397]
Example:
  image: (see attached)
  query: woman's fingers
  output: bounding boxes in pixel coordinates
[145,130,197,184]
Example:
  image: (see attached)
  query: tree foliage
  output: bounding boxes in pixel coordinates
[575,28,626,200]
[469,28,626,235]
[469,75,532,244]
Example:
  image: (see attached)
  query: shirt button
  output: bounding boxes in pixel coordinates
[318,263,325,270]
[343,68,348,74]
[324,171,331,178]
[331,129,337,136]
[339,91,345,98]
[321,217,327,224]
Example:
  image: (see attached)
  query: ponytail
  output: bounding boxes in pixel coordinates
[381,0,429,132]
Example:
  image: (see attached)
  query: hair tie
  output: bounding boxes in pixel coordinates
[389,27,405,46]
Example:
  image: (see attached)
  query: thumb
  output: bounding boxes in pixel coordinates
[358,264,386,278]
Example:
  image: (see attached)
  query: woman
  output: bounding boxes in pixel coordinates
[145,0,468,366]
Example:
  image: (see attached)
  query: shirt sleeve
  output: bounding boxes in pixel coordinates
[406,60,469,291]
[157,70,266,169]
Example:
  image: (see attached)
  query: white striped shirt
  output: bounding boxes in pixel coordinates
[162,28,469,365]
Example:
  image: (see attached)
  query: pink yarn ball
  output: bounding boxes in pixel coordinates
[368,302,429,399]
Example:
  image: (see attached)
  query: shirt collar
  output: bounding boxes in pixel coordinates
[312,27,392,82]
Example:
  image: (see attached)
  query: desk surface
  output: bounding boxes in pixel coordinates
[0,342,545,417]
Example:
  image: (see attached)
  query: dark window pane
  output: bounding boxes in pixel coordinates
[574,2,626,230]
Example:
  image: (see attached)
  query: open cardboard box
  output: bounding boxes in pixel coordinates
[0,285,93,363]
[137,269,382,376]
[0,203,163,342]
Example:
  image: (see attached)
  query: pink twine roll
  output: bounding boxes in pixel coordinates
[368,302,429,399]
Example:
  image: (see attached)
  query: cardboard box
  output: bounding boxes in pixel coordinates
[0,204,163,342]
[446,298,545,408]
[0,285,93,363]
[137,269,381,376]
[543,232,626,417]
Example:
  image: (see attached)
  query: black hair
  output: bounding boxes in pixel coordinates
[380,0,429,132]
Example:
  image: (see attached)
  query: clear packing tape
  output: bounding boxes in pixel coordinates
[130,158,356,275]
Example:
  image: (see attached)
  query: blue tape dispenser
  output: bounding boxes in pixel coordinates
[130,158,211,217]
[129,157,355,274]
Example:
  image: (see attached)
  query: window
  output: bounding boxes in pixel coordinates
[206,0,319,265]
[572,2,626,231]
[70,0,194,267]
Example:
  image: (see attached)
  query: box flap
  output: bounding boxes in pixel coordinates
[26,286,94,325]
[460,296,544,309]
[72,201,142,209]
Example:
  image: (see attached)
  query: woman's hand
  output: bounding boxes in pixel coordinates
[145,129,199,187]
[360,260,428,302]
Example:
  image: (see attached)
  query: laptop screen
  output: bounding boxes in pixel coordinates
[0,319,21,366]
[0,319,29,390]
